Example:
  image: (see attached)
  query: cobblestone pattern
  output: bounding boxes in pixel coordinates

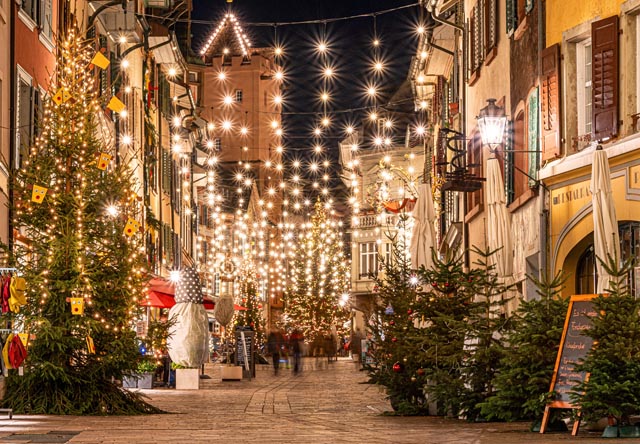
[0,358,625,443]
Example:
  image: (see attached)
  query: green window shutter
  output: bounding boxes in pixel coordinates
[506,0,516,36]
[504,121,515,205]
[162,149,171,194]
[527,88,540,187]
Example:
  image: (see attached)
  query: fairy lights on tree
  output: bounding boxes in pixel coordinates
[284,200,351,343]
[2,28,158,414]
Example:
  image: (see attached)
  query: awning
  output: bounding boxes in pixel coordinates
[142,290,175,308]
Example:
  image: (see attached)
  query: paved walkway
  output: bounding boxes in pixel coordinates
[0,358,626,443]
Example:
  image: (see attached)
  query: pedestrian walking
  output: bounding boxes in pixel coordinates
[267,330,283,375]
[290,329,303,374]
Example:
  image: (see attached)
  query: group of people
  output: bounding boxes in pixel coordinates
[267,329,303,375]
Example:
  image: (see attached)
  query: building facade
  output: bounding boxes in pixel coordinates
[540,0,640,297]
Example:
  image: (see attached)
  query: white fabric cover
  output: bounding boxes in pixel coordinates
[410,183,437,270]
[214,292,235,327]
[486,158,513,277]
[167,302,209,368]
[591,149,620,293]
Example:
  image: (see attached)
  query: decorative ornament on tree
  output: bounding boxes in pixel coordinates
[392,362,403,373]
[391,337,398,343]
[31,185,48,203]
[385,304,394,315]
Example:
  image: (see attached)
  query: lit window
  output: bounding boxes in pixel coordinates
[235,89,243,103]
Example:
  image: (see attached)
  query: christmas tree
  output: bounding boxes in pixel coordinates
[571,256,640,432]
[284,200,350,344]
[479,271,569,422]
[417,249,476,417]
[366,226,429,414]
[235,262,266,348]
[1,29,158,414]
[460,246,513,421]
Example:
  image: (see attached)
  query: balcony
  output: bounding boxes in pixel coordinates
[89,0,145,43]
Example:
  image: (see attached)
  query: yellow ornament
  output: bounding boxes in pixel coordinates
[17,333,29,347]
[31,185,48,203]
[124,218,140,237]
[52,88,71,105]
[86,336,96,354]
[97,152,112,170]
[91,51,110,70]
[70,297,84,315]
[107,96,126,113]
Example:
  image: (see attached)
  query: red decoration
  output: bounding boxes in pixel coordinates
[389,320,395,326]
[407,309,413,315]
[391,337,397,343]
[416,368,425,376]
[392,362,403,373]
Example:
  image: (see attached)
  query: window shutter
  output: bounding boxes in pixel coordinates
[540,43,561,161]
[506,0,516,36]
[473,2,482,70]
[504,122,515,205]
[591,15,619,142]
[162,149,171,194]
[527,87,540,187]
[485,0,497,56]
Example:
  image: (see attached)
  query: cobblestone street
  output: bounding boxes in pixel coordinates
[0,358,626,443]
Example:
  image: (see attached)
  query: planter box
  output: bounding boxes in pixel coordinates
[122,375,138,389]
[122,372,154,389]
[175,368,200,390]
[221,365,242,381]
[137,372,154,389]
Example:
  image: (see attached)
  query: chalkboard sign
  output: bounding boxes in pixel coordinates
[235,328,255,379]
[541,294,597,435]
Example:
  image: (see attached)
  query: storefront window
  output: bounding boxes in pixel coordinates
[576,245,595,294]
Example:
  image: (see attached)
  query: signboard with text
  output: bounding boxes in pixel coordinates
[541,294,597,435]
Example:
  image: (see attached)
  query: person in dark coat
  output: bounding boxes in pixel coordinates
[267,330,283,375]
[289,329,303,374]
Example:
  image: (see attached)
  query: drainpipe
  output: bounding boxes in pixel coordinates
[8,0,16,252]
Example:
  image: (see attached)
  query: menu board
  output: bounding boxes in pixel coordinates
[548,295,597,408]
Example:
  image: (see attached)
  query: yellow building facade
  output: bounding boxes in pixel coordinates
[541,0,640,296]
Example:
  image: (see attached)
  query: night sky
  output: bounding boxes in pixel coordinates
[188,0,421,210]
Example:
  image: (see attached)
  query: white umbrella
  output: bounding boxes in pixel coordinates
[591,147,620,293]
[410,183,437,270]
[486,157,513,277]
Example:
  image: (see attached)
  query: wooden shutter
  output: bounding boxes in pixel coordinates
[484,0,497,56]
[504,121,515,205]
[540,44,561,161]
[591,16,619,142]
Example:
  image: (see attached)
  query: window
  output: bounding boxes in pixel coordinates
[235,89,243,103]
[506,0,532,36]
[576,39,592,138]
[465,132,483,219]
[213,138,221,151]
[19,0,52,41]
[188,71,199,83]
[15,68,41,169]
[359,242,377,278]
[470,0,498,80]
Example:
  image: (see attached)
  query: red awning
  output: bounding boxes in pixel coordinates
[149,277,175,295]
[141,290,175,308]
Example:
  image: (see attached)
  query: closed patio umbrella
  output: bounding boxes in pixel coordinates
[591,147,620,293]
[486,157,513,278]
[410,183,437,270]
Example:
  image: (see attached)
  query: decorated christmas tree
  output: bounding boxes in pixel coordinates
[571,257,640,432]
[417,249,476,417]
[235,262,266,348]
[284,200,350,343]
[479,271,569,422]
[460,246,513,421]
[1,28,158,414]
[366,226,430,415]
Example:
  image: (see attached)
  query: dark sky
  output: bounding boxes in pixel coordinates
[188,0,421,210]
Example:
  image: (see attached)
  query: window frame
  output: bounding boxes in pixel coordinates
[576,38,593,138]
[359,242,378,279]
[235,89,243,103]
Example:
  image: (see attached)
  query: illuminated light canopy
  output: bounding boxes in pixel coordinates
[200,13,252,58]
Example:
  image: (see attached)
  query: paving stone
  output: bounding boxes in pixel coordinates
[0,358,624,443]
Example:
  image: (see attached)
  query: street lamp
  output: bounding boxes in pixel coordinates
[477,98,507,151]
